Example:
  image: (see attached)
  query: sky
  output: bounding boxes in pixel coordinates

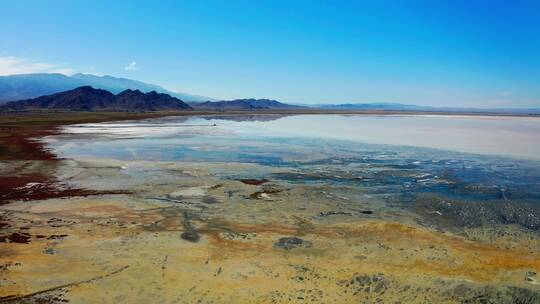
[0,0,539,108]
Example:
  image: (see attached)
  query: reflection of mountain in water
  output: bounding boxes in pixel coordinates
[201,114,290,122]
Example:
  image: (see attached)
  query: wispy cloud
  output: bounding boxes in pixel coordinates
[0,56,73,76]
[124,61,138,71]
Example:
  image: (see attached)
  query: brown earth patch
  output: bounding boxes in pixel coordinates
[238,178,269,185]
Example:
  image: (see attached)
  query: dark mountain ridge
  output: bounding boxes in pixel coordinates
[1,86,192,112]
[190,98,303,110]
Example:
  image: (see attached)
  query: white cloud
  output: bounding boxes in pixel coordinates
[125,61,138,71]
[0,56,73,76]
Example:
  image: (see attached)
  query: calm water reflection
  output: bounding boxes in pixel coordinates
[52,114,540,160]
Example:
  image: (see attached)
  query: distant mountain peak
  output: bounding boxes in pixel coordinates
[74,85,98,91]
[118,88,144,95]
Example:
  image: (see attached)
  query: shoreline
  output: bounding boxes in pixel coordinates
[1,110,538,201]
[2,109,538,158]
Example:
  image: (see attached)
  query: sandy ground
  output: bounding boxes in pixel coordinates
[1,158,539,303]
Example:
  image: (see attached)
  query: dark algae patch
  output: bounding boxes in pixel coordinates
[274,237,312,250]
[0,232,31,244]
[248,184,284,199]
[0,172,130,204]
[180,211,200,242]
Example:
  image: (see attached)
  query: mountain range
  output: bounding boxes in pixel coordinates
[315,103,540,114]
[0,86,192,112]
[1,73,538,114]
[0,85,297,112]
[316,102,430,110]
[0,73,211,103]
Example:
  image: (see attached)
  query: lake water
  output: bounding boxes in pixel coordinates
[47,114,540,205]
[51,114,540,160]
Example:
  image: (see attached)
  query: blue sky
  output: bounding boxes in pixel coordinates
[0,0,539,107]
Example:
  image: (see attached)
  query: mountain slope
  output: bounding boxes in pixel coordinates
[0,73,211,103]
[0,73,82,103]
[191,98,302,110]
[71,73,211,102]
[115,89,192,111]
[1,86,192,112]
